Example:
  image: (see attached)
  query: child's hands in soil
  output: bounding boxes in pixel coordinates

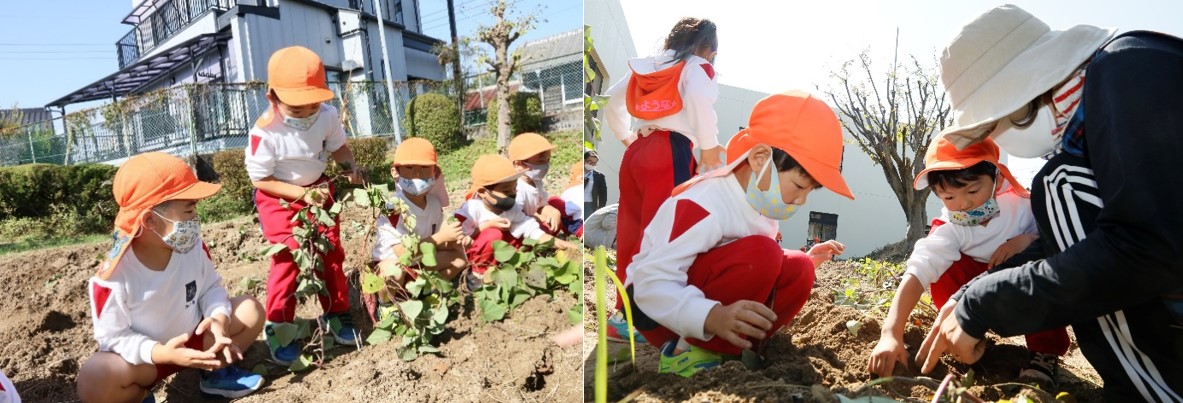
[704,300,777,350]
[988,233,1037,268]
[197,314,244,365]
[807,240,845,268]
[153,333,221,370]
[479,218,511,232]
[867,334,910,377]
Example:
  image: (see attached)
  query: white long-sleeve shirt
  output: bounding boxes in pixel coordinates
[904,187,1039,289]
[453,198,547,241]
[244,104,348,187]
[371,189,445,261]
[604,50,720,150]
[560,185,583,221]
[87,241,232,365]
[628,174,779,341]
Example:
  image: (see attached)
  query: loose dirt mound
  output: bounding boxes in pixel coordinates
[585,255,1103,402]
[1,207,581,402]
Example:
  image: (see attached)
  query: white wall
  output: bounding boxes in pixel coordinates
[587,0,948,257]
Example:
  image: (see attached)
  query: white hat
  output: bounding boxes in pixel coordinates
[939,4,1115,149]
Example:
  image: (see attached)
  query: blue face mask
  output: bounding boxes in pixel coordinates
[398,176,435,196]
[745,157,798,220]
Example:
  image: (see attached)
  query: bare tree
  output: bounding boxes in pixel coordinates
[475,0,540,154]
[820,48,952,247]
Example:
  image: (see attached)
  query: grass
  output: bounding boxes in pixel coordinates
[437,130,582,194]
[0,234,108,256]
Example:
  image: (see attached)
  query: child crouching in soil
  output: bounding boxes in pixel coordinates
[77,152,264,402]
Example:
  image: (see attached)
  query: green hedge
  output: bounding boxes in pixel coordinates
[404,93,464,154]
[0,163,119,235]
[486,92,543,136]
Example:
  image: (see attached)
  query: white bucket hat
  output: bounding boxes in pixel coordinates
[939,4,1115,149]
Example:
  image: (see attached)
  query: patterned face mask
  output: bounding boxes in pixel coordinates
[282,108,321,130]
[745,157,798,221]
[151,211,201,253]
[948,177,1000,226]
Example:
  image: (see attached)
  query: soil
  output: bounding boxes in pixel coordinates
[584,253,1104,402]
[0,197,581,402]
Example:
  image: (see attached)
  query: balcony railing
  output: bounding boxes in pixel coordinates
[115,0,233,69]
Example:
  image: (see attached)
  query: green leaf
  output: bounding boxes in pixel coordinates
[352,188,371,207]
[493,268,518,287]
[420,242,437,267]
[431,305,449,325]
[377,307,399,328]
[288,354,314,372]
[568,308,582,326]
[418,345,440,354]
[261,243,288,257]
[329,201,343,215]
[399,300,424,319]
[367,327,394,345]
[846,319,862,336]
[361,271,384,294]
[555,271,578,286]
[296,318,312,339]
[316,208,335,226]
[269,321,299,346]
[405,277,426,297]
[399,347,418,361]
[479,299,508,322]
[492,240,517,263]
[398,251,413,267]
[510,289,532,308]
[522,237,538,247]
[523,266,547,289]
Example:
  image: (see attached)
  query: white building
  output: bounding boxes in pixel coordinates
[587,0,962,258]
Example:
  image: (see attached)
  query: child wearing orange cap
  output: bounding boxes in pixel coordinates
[508,132,569,235]
[371,138,471,320]
[868,137,1067,384]
[603,17,723,343]
[454,154,578,290]
[78,152,264,402]
[626,91,853,377]
[243,46,362,365]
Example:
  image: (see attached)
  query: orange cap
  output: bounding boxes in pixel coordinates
[914,136,1028,197]
[267,46,334,106]
[568,161,583,189]
[465,154,524,200]
[507,132,554,161]
[98,152,221,280]
[724,90,853,199]
[393,138,438,166]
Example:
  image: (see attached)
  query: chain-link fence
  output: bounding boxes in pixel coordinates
[0,80,453,167]
[461,55,583,128]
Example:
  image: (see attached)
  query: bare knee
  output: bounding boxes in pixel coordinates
[230,294,265,337]
[77,353,152,403]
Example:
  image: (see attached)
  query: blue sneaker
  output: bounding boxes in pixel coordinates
[321,312,361,346]
[199,365,264,399]
[264,321,300,366]
[606,311,646,344]
[142,392,155,403]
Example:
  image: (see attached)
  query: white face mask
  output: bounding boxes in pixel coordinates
[584,163,595,172]
[398,176,435,196]
[524,162,549,182]
[282,108,321,131]
[991,103,1058,158]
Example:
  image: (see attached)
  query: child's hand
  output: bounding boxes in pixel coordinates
[196,314,243,365]
[807,240,845,268]
[538,206,562,231]
[479,218,511,232]
[703,300,777,350]
[697,146,726,174]
[343,168,365,185]
[433,222,465,245]
[867,334,910,377]
[303,187,331,207]
[159,333,221,370]
[988,234,1037,269]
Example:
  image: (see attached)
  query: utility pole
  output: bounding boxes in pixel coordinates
[447,0,463,118]
[374,0,403,144]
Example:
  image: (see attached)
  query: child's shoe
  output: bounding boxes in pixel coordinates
[321,312,361,346]
[199,365,264,398]
[1018,351,1059,386]
[142,392,155,403]
[605,311,646,344]
[658,339,724,377]
[264,321,300,366]
[466,270,485,291]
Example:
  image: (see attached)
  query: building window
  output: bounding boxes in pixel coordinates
[806,211,838,249]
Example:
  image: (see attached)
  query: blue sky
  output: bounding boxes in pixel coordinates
[0,0,580,109]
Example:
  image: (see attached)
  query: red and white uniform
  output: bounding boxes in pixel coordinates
[371,189,445,262]
[515,177,549,216]
[244,104,347,185]
[454,198,547,274]
[627,174,815,355]
[87,243,230,365]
